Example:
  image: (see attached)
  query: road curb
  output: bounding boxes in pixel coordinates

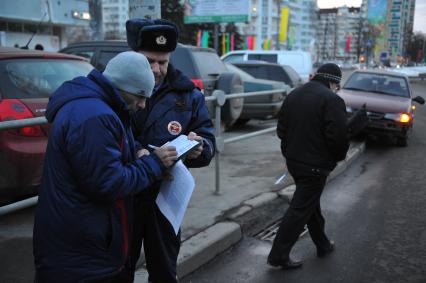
[135,141,365,282]
[134,222,242,282]
[177,221,241,278]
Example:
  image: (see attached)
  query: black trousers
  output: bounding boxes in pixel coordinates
[268,162,331,261]
[130,198,181,283]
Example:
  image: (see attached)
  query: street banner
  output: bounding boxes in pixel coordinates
[201,31,209,48]
[196,30,202,47]
[345,35,352,53]
[279,7,289,43]
[184,0,249,24]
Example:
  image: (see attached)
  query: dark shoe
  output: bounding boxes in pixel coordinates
[317,241,335,258]
[267,257,303,269]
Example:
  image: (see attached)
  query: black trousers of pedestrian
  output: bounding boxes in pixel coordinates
[130,198,181,283]
[268,163,331,262]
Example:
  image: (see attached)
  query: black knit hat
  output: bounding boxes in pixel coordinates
[126,18,179,52]
[314,63,342,84]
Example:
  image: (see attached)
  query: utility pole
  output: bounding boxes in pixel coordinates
[322,19,328,61]
[89,0,103,40]
[357,17,363,63]
[276,0,280,50]
[129,0,161,19]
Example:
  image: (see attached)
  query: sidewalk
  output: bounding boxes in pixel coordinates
[135,128,365,282]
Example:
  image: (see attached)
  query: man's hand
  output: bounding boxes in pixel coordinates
[186,131,203,160]
[153,146,178,168]
[136,149,150,158]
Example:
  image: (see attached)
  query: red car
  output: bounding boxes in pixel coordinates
[0,47,93,205]
[338,69,425,146]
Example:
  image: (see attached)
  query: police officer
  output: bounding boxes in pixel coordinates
[268,63,349,269]
[126,19,216,282]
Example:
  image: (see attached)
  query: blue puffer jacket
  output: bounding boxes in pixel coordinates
[132,64,215,198]
[33,69,165,282]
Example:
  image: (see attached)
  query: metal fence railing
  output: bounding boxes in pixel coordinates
[0,87,290,213]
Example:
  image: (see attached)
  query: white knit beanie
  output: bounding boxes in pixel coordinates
[103,51,154,97]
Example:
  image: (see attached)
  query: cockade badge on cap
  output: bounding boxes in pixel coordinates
[156,35,167,45]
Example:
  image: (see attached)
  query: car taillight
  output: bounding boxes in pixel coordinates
[191,79,204,91]
[0,99,45,137]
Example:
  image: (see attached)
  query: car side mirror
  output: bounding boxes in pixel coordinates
[413,96,425,105]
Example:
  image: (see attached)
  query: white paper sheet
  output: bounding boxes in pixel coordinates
[155,160,195,235]
[167,134,200,159]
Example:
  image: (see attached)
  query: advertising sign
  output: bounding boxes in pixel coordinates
[184,0,249,24]
[367,0,388,56]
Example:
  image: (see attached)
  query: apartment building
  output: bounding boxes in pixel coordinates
[385,0,415,58]
[235,0,317,52]
[317,6,363,62]
[103,0,129,39]
[0,0,89,50]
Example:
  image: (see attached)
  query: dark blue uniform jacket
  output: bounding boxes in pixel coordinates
[33,69,165,282]
[132,64,215,198]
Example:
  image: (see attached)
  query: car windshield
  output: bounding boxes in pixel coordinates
[343,72,409,98]
[0,59,93,99]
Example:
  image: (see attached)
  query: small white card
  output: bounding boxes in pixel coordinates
[166,134,200,159]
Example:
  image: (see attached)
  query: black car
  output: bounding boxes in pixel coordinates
[60,41,243,129]
[230,61,303,88]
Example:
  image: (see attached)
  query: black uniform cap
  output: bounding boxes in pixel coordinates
[126,18,179,52]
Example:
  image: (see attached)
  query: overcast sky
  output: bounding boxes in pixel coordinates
[317,0,425,34]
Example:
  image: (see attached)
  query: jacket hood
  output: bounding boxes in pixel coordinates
[46,69,127,122]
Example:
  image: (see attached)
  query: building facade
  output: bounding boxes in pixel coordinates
[235,0,317,54]
[385,0,415,59]
[363,0,415,62]
[102,0,129,39]
[317,6,363,62]
[0,0,89,51]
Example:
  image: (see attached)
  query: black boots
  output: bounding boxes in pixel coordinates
[267,257,303,269]
[317,240,335,258]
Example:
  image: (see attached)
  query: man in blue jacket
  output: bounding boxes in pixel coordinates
[33,51,178,282]
[126,19,216,282]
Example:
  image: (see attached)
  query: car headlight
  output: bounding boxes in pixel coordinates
[346,107,353,113]
[384,113,412,123]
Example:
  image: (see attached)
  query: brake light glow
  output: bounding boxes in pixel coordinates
[400,113,411,123]
[191,79,204,90]
[0,99,45,137]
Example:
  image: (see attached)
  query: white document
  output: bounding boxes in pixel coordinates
[167,134,200,159]
[155,160,195,235]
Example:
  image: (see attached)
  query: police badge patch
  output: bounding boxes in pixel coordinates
[156,35,167,45]
[167,121,182,135]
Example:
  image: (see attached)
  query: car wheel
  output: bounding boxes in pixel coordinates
[217,72,244,130]
[396,135,408,147]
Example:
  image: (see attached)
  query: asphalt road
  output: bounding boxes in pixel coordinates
[182,80,426,283]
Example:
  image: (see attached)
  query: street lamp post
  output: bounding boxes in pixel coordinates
[357,17,364,63]
[322,19,328,61]
[366,39,372,68]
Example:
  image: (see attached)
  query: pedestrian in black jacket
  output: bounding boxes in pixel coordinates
[267,63,349,269]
